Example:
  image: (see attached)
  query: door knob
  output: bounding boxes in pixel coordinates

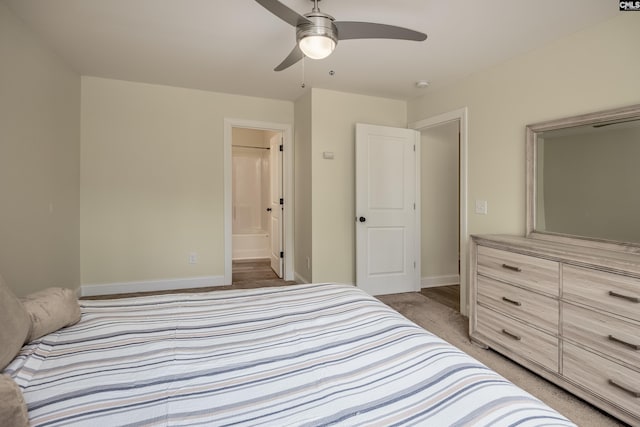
[266,208,272,212]
[359,216,366,222]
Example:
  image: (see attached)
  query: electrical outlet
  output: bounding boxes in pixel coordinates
[188,252,198,264]
[475,200,488,215]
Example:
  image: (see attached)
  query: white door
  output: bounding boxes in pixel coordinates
[269,134,283,277]
[356,124,419,295]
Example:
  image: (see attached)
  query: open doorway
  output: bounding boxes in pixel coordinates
[410,108,469,315]
[224,119,294,286]
[231,128,282,278]
[419,121,460,311]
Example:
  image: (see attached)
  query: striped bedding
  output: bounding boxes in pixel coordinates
[4,283,574,426]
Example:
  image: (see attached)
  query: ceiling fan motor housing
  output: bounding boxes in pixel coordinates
[296,13,339,49]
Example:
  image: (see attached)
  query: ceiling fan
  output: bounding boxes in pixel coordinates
[255,0,427,71]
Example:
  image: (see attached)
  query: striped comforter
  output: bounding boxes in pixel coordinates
[5,283,574,426]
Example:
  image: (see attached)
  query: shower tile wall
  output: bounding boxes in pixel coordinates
[232,146,269,234]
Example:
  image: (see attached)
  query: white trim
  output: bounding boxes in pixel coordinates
[232,256,271,261]
[224,119,294,285]
[409,107,469,316]
[421,274,460,288]
[294,272,310,284]
[80,275,225,297]
[413,129,422,292]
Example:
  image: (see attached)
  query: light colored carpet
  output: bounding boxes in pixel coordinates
[377,292,627,427]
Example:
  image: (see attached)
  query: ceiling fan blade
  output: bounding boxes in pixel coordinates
[274,45,304,71]
[255,0,311,27]
[334,21,427,41]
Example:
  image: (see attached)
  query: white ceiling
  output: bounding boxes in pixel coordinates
[5,0,617,101]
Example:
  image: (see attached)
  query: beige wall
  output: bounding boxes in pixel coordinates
[310,89,406,283]
[420,121,459,281]
[294,92,313,282]
[80,77,293,286]
[407,14,640,308]
[0,2,80,296]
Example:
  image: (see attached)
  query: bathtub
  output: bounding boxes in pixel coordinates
[232,232,270,260]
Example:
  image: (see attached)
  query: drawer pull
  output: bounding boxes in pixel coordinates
[501,297,522,306]
[501,329,521,341]
[608,379,640,398]
[608,334,640,351]
[501,264,522,272]
[608,291,639,303]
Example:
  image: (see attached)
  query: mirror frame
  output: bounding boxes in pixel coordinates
[526,103,640,254]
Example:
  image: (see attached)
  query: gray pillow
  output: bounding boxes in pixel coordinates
[0,275,30,370]
[0,374,29,427]
[21,287,81,342]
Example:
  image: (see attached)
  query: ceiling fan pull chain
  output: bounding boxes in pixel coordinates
[301,56,306,88]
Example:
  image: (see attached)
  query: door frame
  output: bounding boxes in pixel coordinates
[409,107,469,315]
[268,133,283,277]
[224,119,294,284]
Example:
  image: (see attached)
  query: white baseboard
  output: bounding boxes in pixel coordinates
[232,251,270,260]
[232,256,270,261]
[421,274,460,289]
[80,275,226,297]
[294,272,310,284]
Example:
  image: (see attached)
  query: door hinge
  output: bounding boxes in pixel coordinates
[413,202,416,210]
[279,198,284,205]
[413,261,416,269]
[280,251,284,258]
[279,144,283,152]
[413,144,416,152]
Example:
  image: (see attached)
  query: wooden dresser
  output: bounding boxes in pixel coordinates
[470,235,640,426]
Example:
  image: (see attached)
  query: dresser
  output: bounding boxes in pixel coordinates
[470,235,640,426]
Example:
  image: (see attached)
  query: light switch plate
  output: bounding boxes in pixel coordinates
[475,200,488,215]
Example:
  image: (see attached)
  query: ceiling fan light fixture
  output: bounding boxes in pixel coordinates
[296,13,338,60]
[298,35,335,59]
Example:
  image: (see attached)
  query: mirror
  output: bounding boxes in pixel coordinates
[526,104,640,252]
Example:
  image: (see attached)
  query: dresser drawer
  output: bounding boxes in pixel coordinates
[563,303,640,369]
[476,305,558,372]
[478,276,558,334]
[563,265,640,322]
[564,342,640,419]
[477,246,559,296]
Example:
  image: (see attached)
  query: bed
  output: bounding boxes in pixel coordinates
[5,283,574,426]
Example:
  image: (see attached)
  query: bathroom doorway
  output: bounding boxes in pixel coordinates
[231,128,283,277]
[224,119,293,285]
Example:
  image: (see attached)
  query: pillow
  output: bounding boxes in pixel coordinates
[0,375,29,427]
[0,275,30,370]
[21,288,81,342]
